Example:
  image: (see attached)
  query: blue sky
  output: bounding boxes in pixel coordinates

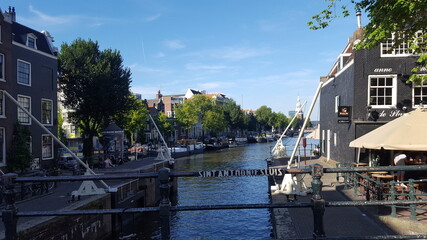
[2,1,363,120]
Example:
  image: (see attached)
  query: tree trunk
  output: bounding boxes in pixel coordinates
[83,133,94,159]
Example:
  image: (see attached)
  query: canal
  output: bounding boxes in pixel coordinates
[125,138,318,239]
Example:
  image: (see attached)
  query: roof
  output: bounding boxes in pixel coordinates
[12,21,57,56]
[103,121,123,134]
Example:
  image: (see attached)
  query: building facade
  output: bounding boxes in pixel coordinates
[319,28,425,165]
[0,7,58,170]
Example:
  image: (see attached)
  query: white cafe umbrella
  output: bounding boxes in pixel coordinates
[349,108,427,151]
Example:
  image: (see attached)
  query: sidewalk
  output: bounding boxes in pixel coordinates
[0,157,166,238]
[270,156,427,239]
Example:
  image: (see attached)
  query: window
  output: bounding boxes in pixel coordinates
[0,128,4,165]
[381,31,427,56]
[335,96,340,113]
[413,80,427,107]
[26,35,37,49]
[368,75,397,108]
[17,95,31,124]
[27,135,33,155]
[17,60,31,85]
[42,135,53,159]
[0,91,4,117]
[0,54,4,80]
[41,99,53,125]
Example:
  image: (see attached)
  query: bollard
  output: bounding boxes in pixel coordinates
[2,173,18,240]
[310,164,326,240]
[159,168,171,240]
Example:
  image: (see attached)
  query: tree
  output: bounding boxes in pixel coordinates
[271,112,289,133]
[309,0,427,83]
[57,106,68,144]
[155,112,174,140]
[203,106,227,135]
[58,38,133,158]
[121,96,149,144]
[256,105,273,132]
[176,95,215,137]
[222,99,245,134]
[9,123,33,172]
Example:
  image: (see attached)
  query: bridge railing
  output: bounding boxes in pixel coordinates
[1,164,427,240]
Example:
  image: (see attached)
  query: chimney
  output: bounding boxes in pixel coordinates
[5,6,16,22]
[356,11,362,29]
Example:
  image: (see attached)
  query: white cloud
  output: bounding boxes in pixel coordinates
[155,52,165,58]
[188,46,270,61]
[197,81,236,90]
[130,86,159,98]
[145,14,161,22]
[20,5,118,29]
[185,64,231,71]
[129,63,166,73]
[27,5,74,25]
[164,40,186,50]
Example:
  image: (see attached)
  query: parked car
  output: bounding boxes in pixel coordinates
[58,156,78,169]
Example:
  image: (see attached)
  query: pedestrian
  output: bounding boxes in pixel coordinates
[104,157,114,168]
[393,151,407,182]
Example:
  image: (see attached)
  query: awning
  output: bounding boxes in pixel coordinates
[349,108,427,151]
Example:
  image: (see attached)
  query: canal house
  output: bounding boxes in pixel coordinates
[0,7,58,170]
[319,23,427,167]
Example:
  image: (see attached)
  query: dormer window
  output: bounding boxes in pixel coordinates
[26,34,37,49]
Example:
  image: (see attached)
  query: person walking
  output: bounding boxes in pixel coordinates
[393,151,407,182]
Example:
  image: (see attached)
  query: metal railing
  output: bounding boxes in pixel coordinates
[340,167,427,221]
[1,164,427,240]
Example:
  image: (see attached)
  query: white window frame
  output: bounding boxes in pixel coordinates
[17,95,31,125]
[0,53,4,81]
[412,78,427,108]
[335,96,340,113]
[0,127,5,166]
[381,31,426,57]
[41,134,53,160]
[367,75,397,109]
[26,33,37,49]
[17,60,31,86]
[41,99,53,125]
[0,91,4,118]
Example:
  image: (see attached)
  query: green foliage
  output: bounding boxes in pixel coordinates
[155,112,174,139]
[57,106,68,144]
[121,95,149,144]
[222,99,245,131]
[256,105,273,131]
[9,123,32,172]
[58,38,133,157]
[309,0,427,83]
[203,105,227,134]
[176,95,215,131]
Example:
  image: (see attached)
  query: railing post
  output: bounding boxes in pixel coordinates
[2,173,18,240]
[408,179,417,221]
[310,163,326,240]
[390,183,397,217]
[159,168,171,240]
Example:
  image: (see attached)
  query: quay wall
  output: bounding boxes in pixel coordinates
[18,195,112,240]
[14,159,178,240]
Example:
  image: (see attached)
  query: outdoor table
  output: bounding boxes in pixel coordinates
[371,174,394,182]
[369,171,388,175]
[353,162,368,167]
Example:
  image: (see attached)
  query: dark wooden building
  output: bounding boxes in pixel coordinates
[0,7,58,170]
[319,26,426,166]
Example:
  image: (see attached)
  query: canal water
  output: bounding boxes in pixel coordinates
[126,137,318,240]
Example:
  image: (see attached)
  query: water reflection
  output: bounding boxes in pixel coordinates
[170,143,274,240]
